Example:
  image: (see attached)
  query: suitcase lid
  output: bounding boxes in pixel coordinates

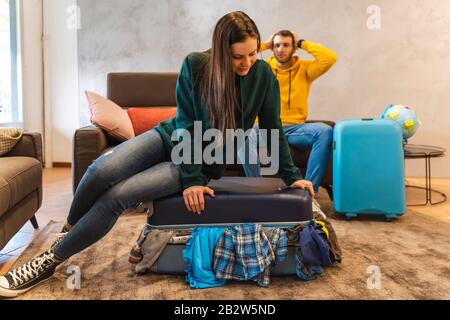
[149,177,313,229]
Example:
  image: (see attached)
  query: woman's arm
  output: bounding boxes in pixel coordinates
[175,56,216,213]
[175,57,208,189]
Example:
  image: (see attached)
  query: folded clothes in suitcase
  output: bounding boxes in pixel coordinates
[144,177,313,275]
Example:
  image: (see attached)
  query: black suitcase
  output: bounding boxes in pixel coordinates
[146,177,313,275]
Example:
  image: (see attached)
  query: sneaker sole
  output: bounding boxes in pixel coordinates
[0,276,53,298]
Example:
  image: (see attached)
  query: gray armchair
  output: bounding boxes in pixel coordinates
[0,132,43,250]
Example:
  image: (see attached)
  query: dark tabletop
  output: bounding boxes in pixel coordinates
[404,144,446,158]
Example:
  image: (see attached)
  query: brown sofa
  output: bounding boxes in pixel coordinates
[0,132,43,250]
[73,73,333,199]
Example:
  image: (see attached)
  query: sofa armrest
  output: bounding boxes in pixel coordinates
[72,125,111,194]
[6,132,43,165]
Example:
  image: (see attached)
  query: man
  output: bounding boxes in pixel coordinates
[239,30,338,195]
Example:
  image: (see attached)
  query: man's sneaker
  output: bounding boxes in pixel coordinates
[50,225,70,250]
[128,224,152,264]
[0,250,62,298]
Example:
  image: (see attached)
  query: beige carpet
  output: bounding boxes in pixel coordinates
[9,201,450,300]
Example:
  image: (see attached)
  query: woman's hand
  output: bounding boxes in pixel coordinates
[290,180,315,199]
[183,186,216,215]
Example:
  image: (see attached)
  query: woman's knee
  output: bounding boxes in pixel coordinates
[85,153,117,184]
[95,186,131,218]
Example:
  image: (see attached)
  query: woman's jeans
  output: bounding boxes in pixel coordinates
[53,129,183,260]
[237,123,333,193]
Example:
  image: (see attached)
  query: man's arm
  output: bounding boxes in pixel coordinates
[299,39,338,81]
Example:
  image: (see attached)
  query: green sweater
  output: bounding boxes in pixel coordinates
[156,52,303,189]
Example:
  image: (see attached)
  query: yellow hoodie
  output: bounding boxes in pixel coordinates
[261,41,338,125]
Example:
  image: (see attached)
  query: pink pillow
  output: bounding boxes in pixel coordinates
[85,91,135,141]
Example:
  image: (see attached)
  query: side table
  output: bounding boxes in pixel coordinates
[404,144,447,206]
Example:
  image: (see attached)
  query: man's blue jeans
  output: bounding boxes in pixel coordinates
[53,129,183,260]
[238,123,333,193]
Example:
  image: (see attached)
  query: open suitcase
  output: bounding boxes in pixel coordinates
[333,119,406,220]
[145,177,313,275]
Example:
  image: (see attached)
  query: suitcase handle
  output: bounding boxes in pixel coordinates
[362,118,374,121]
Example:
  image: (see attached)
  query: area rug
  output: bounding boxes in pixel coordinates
[7,200,450,300]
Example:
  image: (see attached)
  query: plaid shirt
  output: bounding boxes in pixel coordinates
[213,224,287,287]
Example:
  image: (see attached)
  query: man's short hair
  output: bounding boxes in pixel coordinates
[273,30,296,48]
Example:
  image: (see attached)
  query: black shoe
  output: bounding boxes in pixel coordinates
[50,225,70,249]
[0,250,61,298]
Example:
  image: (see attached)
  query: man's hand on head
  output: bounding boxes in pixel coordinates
[265,34,275,50]
[292,31,300,50]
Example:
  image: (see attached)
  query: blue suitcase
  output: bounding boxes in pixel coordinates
[145,177,314,275]
[333,119,406,220]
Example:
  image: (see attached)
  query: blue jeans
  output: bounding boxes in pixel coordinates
[53,129,183,260]
[238,123,333,193]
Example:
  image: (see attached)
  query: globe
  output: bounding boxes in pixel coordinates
[381,104,421,141]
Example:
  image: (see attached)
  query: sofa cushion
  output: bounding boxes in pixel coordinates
[0,157,42,218]
[86,91,136,142]
[0,177,10,218]
[127,107,177,136]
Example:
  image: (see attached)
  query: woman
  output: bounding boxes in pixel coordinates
[0,11,314,297]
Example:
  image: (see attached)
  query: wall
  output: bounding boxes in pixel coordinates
[77,0,450,177]
[20,0,44,136]
[18,0,79,166]
[43,0,79,165]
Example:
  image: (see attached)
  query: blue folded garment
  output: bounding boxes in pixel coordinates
[300,223,332,266]
[183,227,226,289]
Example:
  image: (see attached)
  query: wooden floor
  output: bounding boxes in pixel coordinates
[405,177,450,223]
[0,168,72,275]
[1,168,449,276]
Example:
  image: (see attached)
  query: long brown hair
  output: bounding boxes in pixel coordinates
[199,11,261,134]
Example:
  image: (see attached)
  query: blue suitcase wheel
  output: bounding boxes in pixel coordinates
[385,214,398,222]
[345,213,357,220]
